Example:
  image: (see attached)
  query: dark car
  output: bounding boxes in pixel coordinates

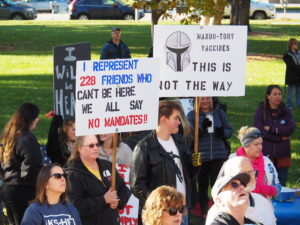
[0,0,37,19]
[69,0,144,20]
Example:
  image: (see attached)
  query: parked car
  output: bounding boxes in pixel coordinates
[224,0,276,19]
[0,0,37,19]
[69,0,144,20]
[15,0,68,12]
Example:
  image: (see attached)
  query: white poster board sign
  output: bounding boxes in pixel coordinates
[76,58,160,136]
[154,25,247,97]
[117,164,139,225]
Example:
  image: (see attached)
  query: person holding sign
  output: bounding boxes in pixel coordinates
[100,27,131,60]
[0,103,43,225]
[21,163,82,225]
[65,135,130,225]
[187,97,232,218]
[130,100,192,225]
[97,133,132,167]
[142,185,186,225]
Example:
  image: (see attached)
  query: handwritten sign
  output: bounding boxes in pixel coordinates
[154,25,247,97]
[75,58,160,136]
[117,164,139,225]
[53,43,91,120]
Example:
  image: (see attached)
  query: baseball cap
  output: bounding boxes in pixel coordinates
[211,172,250,202]
[112,27,121,32]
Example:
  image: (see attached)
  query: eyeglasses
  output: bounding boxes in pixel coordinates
[164,206,186,216]
[245,170,258,178]
[51,173,67,179]
[81,143,100,149]
[230,181,245,189]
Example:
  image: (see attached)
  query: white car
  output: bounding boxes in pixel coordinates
[224,0,276,20]
[16,0,68,12]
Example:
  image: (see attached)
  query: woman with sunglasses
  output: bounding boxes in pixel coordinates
[253,85,295,186]
[0,102,43,225]
[232,126,281,199]
[46,113,76,166]
[65,135,130,225]
[97,133,132,167]
[142,185,186,225]
[21,163,81,225]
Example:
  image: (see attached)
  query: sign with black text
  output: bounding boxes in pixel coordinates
[75,58,160,136]
[53,43,91,121]
[154,25,247,97]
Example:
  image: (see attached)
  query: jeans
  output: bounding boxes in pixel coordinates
[286,85,300,108]
[276,167,289,186]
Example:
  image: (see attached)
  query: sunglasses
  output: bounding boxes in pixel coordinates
[230,181,245,189]
[51,173,67,179]
[165,206,186,216]
[81,143,100,149]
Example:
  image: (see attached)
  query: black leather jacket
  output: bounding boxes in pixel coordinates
[129,131,192,207]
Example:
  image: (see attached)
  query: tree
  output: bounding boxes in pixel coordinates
[200,0,227,25]
[133,0,220,40]
[230,0,251,31]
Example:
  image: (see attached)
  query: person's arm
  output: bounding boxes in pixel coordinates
[253,106,281,142]
[215,109,232,139]
[125,44,131,58]
[116,170,131,209]
[21,204,43,225]
[283,53,300,70]
[129,141,150,202]
[67,172,108,217]
[268,108,296,136]
[18,133,43,183]
[100,44,109,60]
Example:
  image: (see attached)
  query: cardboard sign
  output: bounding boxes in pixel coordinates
[117,164,139,225]
[153,25,247,97]
[53,43,91,121]
[75,58,160,136]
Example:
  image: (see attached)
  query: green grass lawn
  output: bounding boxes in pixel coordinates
[1,17,300,225]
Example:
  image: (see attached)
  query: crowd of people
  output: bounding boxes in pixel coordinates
[0,32,298,225]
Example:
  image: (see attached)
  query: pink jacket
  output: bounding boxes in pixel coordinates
[236,147,277,198]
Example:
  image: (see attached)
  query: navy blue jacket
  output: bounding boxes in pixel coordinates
[187,108,232,162]
[100,40,131,60]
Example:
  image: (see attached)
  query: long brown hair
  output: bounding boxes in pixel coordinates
[34,163,67,205]
[0,103,39,164]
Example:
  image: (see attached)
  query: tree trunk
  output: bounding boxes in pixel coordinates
[151,10,161,43]
[213,0,226,25]
[230,0,251,32]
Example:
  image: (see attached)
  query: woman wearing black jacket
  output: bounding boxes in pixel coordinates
[0,102,43,225]
[283,38,300,109]
[65,135,130,225]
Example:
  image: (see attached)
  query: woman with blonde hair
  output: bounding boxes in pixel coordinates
[232,126,281,199]
[142,185,186,225]
[21,163,81,225]
[0,102,43,225]
[65,135,130,225]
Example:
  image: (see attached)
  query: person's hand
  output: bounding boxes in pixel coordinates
[192,152,201,167]
[202,118,212,129]
[104,189,118,204]
[264,126,270,132]
[109,199,119,209]
[281,136,289,141]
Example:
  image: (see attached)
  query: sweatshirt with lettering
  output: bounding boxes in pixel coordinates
[21,202,82,225]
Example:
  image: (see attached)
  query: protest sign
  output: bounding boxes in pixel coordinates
[53,43,91,121]
[117,164,139,225]
[153,25,247,97]
[75,58,160,136]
